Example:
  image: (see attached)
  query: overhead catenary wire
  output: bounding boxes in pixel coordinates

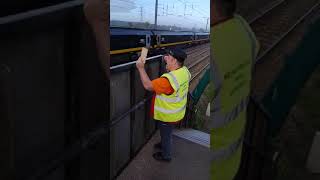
[175,0,208,17]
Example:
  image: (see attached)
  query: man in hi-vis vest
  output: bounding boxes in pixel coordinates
[136,48,191,162]
[210,0,260,179]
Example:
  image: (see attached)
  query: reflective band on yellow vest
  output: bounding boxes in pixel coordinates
[154,66,191,122]
[155,93,187,103]
[211,133,244,161]
[209,96,249,128]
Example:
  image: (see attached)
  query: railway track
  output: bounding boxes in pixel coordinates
[251,0,320,97]
[251,0,320,62]
[178,43,210,89]
[186,43,209,55]
[188,0,287,86]
[186,46,210,90]
[188,0,320,91]
[185,46,210,66]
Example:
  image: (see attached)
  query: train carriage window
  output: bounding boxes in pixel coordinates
[146,35,151,47]
[156,35,161,46]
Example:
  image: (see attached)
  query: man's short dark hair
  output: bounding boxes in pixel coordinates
[215,0,236,17]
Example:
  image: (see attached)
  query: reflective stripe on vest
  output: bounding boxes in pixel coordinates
[209,96,249,128]
[211,133,244,161]
[154,104,187,114]
[167,72,180,90]
[156,93,187,103]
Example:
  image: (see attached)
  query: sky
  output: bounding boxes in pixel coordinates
[110,0,210,30]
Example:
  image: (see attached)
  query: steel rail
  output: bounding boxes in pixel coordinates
[187,48,210,59]
[190,63,210,82]
[187,0,286,83]
[189,0,320,84]
[256,1,320,62]
[248,0,285,24]
[187,54,210,71]
[186,43,209,55]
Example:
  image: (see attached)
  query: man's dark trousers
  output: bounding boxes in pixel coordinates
[158,121,174,159]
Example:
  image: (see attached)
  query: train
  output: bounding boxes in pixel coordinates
[110,27,210,66]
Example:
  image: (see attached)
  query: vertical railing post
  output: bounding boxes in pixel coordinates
[130,66,136,158]
[0,64,13,180]
[84,0,109,179]
[237,96,258,180]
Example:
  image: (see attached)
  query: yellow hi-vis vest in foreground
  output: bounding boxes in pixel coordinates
[209,14,260,180]
[154,66,191,122]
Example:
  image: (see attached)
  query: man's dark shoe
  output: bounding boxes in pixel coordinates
[153,142,162,149]
[152,152,171,162]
